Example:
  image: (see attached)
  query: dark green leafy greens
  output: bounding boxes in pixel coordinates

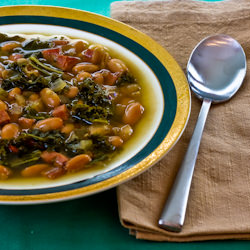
[21,38,53,51]
[0,87,8,101]
[116,72,135,86]
[29,55,63,75]
[70,78,113,124]
[1,61,60,92]
[1,52,66,92]
[12,37,58,57]
[23,106,50,120]
[0,33,25,43]
[10,150,42,168]
[0,130,116,168]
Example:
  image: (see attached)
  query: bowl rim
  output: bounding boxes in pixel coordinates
[0,5,191,204]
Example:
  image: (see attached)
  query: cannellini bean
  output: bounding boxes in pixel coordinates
[65,86,79,98]
[0,165,12,180]
[8,87,21,100]
[115,104,126,117]
[107,59,128,73]
[89,124,111,136]
[34,117,63,131]
[89,45,105,64]
[40,88,60,108]
[0,63,4,78]
[61,123,75,134]
[1,69,10,79]
[73,40,88,53]
[120,124,133,141]
[1,123,20,139]
[100,51,110,69]
[65,154,92,172]
[92,72,104,85]
[122,102,144,125]
[112,127,121,136]
[76,71,91,81]
[0,100,7,111]
[28,93,40,101]
[15,94,26,106]
[120,84,141,95]
[30,99,45,112]
[17,58,28,64]
[73,63,99,74]
[21,164,51,177]
[108,136,124,147]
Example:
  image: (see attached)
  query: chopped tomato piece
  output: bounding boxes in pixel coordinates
[8,145,19,153]
[42,48,60,63]
[42,48,80,71]
[18,117,35,129]
[52,104,69,120]
[0,110,10,125]
[41,151,69,167]
[56,55,80,71]
[0,165,12,180]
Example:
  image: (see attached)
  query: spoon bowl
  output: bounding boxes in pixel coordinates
[187,34,246,102]
[159,34,246,232]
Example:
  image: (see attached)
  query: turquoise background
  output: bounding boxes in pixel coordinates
[0,1,248,250]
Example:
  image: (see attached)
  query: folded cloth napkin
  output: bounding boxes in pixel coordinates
[111,0,250,242]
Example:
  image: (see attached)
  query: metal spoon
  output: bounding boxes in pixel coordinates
[158,34,246,232]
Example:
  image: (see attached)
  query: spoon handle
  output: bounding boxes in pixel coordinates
[158,99,211,232]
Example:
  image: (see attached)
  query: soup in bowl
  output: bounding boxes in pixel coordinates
[0,24,164,191]
[0,32,145,181]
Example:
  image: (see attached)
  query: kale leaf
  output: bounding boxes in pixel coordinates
[70,78,113,124]
[1,59,63,92]
[71,102,112,124]
[0,140,8,166]
[23,106,50,120]
[22,38,53,50]
[0,33,25,43]
[0,129,116,168]
[77,78,112,107]
[10,150,42,168]
[116,72,135,86]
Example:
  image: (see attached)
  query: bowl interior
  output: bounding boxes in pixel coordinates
[0,24,164,190]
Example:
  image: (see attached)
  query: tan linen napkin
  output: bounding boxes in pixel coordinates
[111,0,250,242]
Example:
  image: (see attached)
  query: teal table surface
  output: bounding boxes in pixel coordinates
[0,1,249,250]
